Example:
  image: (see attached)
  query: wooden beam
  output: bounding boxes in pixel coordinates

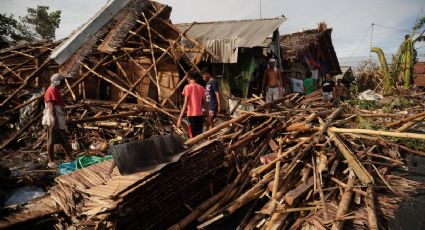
[284,176,314,205]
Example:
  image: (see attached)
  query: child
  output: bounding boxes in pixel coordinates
[201,68,221,129]
[303,72,314,95]
[334,79,346,100]
[177,71,208,138]
[321,74,335,101]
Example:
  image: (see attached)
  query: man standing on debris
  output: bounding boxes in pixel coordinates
[42,73,73,168]
[262,58,283,103]
[202,68,221,129]
[321,74,336,101]
[177,71,208,138]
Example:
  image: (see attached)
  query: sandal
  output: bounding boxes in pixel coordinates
[48,162,57,168]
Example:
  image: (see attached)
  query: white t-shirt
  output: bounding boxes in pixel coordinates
[312,69,319,80]
[291,78,304,93]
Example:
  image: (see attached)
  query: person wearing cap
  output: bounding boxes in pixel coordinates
[262,58,283,103]
[201,68,221,129]
[42,73,73,168]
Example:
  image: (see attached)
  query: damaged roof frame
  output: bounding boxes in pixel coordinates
[50,0,133,65]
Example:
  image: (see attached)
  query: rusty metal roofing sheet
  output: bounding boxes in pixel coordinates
[175,17,286,63]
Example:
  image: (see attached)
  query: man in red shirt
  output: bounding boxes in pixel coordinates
[177,71,208,138]
[42,73,73,168]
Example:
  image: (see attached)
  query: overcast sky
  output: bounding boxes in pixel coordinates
[1,0,424,65]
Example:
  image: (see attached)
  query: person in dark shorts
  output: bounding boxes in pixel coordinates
[42,73,73,168]
[177,71,208,138]
[201,68,221,129]
[321,74,335,101]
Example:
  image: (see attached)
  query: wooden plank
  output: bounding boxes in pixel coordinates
[284,176,314,205]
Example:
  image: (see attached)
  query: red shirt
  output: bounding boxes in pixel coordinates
[182,83,205,116]
[44,86,64,106]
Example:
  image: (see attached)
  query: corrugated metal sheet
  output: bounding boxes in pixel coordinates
[50,0,133,65]
[175,17,286,63]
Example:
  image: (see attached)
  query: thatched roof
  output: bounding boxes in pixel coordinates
[280,28,341,75]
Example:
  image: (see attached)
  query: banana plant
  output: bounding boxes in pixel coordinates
[371,16,424,92]
[371,47,394,95]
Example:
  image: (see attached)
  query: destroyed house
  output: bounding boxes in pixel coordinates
[279,27,341,92]
[0,0,207,115]
[0,0,227,229]
[175,17,286,100]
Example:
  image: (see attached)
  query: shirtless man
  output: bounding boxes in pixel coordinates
[262,58,283,103]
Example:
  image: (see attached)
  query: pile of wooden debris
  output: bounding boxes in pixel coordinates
[0,0,211,171]
[1,92,425,229]
[168,93,425,230]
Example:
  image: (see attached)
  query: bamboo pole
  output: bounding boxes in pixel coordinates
[327,129,374,185]
[0,112,42,149]
[330,177,367,196]
[185,114,250,145]
[329,127,425,140]
[0,61,25,81]
[226,121,278,152]
[124,5,167,42]
[160,44,204,106]
[142,13,161,100]
[69,110,143,124]
[271,138,284,200]
[80,62,176,119]
[386,142,425,157]
[313,154,330,221]
[365,186,378,230]
[250,136,311,177]
[168,187,229,230]
[113,23,196,109]
[331,171,355,230]
[395,115,425,132]
[386,110,425,128]
[0,58,52,108]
